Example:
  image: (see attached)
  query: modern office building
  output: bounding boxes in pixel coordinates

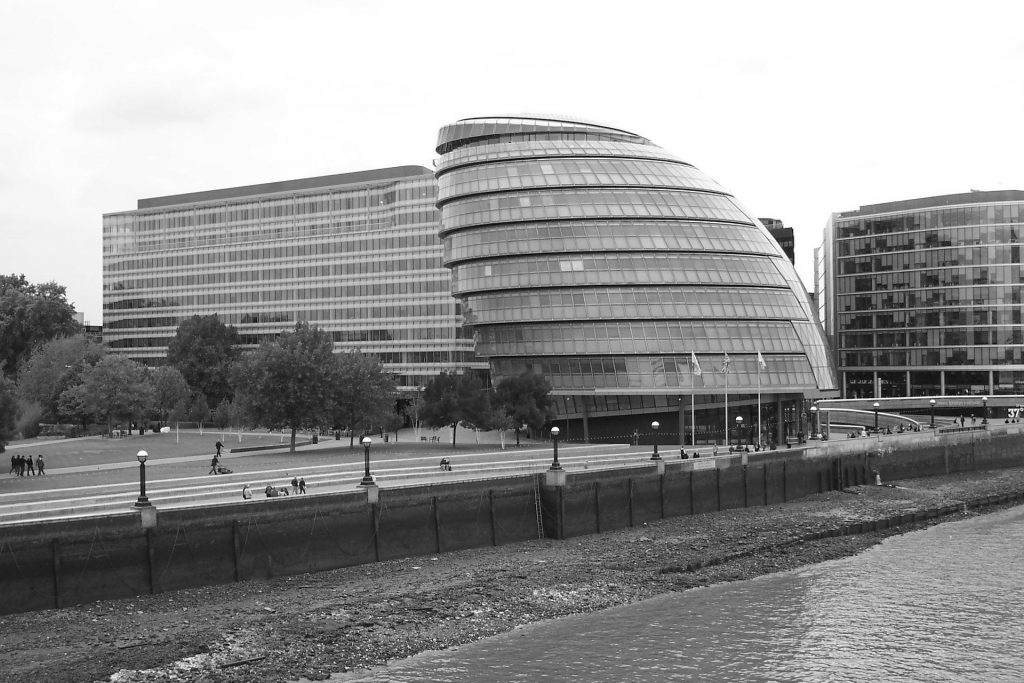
[102,166,483,391]
[759,218,795,265]
[821,190,1024,398]
[434,115,837,444]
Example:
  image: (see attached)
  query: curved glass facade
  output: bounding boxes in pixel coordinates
[435,115,836,438]
[829,190,1024,398]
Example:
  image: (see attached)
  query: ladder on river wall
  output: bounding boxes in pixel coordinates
[533,473,545,539]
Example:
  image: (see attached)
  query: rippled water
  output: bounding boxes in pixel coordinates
[330,506,1024,682]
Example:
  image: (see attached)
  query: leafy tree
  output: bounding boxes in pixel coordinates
[74,355,155,434]
[151,366,191,425]
[0,274,81,378]
[16,334,105,422]
[213,398,244,429]
[494,372,555,446]
[56,383,94,429]
[0,376,19,451]
[419,372,490,446]
[186,392,211,425]
[332,350,396,447]
[231,323,336,453]
[167,314,240,406]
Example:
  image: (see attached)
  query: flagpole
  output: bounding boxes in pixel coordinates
[757,358,762,449]
[691,362,696,447]
[724,360,728,450]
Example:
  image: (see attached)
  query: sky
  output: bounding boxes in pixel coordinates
[2,0,1022,325]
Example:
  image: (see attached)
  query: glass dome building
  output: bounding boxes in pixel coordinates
[435,115,837,444]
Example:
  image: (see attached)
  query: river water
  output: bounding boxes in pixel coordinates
[331,506,1024,682]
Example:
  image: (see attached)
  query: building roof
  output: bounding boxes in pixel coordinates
[838,190,1024,219]
[136,165,433,210]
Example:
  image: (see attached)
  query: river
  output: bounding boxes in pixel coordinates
[330,505,1024,682]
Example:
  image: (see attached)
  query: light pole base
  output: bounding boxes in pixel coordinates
[545,468,566,487]
[136,505,157,529]
[361,482,379,504]
[654,459,666,475]
[359,475,375,486]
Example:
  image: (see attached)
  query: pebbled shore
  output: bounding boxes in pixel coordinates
[2,467,1024,683]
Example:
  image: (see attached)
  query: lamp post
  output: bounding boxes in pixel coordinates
[134,450,151,507]
[873,402,880,431]
[359,436,375,485]
[983,396,989,424]
[651,421,660,460]
[735,415,743,448]
[809,405,818,438]
[549,426,562,470]
[930,399,936,428]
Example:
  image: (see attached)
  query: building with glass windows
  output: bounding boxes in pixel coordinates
[434,115,837,444]
[821,190,1024,399]
[102,166,482,391]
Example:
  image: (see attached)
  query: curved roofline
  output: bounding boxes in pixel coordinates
[454,114,640,138]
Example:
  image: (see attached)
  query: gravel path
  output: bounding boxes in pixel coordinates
[2,466,1023,683]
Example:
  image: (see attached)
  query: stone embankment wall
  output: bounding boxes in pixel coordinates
[0,427,1020,615]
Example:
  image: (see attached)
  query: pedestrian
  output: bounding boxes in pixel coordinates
[36,454,45,475]
[215,440,223,457]
[209,454,220,475]
[299,477,306,494]
[242,484,252,500]
[26,455,35,476]
[712,444,719,457]
[291,476,299,495]
[17,455,25,476]
[265,484,276,498]
[9,455,16,475]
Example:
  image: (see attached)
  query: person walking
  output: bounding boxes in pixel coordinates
[17,455,25,476]
[209,453,220,475]
[290,476,299,495]
[242,484,252,500]
[36,454,45,475]
[298,477,306,494]
[215,441,223,457]
[26,455,35,476]
[9,455,15,475]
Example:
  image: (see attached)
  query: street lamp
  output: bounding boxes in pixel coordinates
[735,415,743,448]
[983,396,989,424]
[134,450,151,507]
[359,436,375,486]
[549,426,562,470]
[873,402,880,431]
[809,405,818,438]
[930,399,936,428]
[651,421,661,460]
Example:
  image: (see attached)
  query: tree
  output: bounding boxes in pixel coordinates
[231,323,336,453]
[419,372,490,446]
[332,350,396,447]
[75,355,155,434]
[0,376,19,451]
[494,372,555,446]
[0,274,81,378]
[151,366,191,425]
[16,334,105,422]
[167,314,240,406]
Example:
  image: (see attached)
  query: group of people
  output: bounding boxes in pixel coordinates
[9,454,44,476]
[240,476,306,500]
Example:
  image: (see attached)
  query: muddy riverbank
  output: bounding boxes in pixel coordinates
[2,467,1023,683]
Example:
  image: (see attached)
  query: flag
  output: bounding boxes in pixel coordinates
[722,352,731,372]
[757,351,767,370]
[691,352,702,376]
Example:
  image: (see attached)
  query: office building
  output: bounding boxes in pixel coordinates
[759,218,795,264]
[822,190,1024,398]
[435,115,837,443]
[102,166,482,391]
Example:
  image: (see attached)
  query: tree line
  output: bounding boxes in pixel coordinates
[0,275,555,452]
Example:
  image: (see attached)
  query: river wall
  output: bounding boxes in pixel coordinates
[1,427,1021,615]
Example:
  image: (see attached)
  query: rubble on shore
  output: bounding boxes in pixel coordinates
[2,467,1023,683]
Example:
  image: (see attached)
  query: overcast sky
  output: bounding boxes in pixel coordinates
[2,0,1022,324]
